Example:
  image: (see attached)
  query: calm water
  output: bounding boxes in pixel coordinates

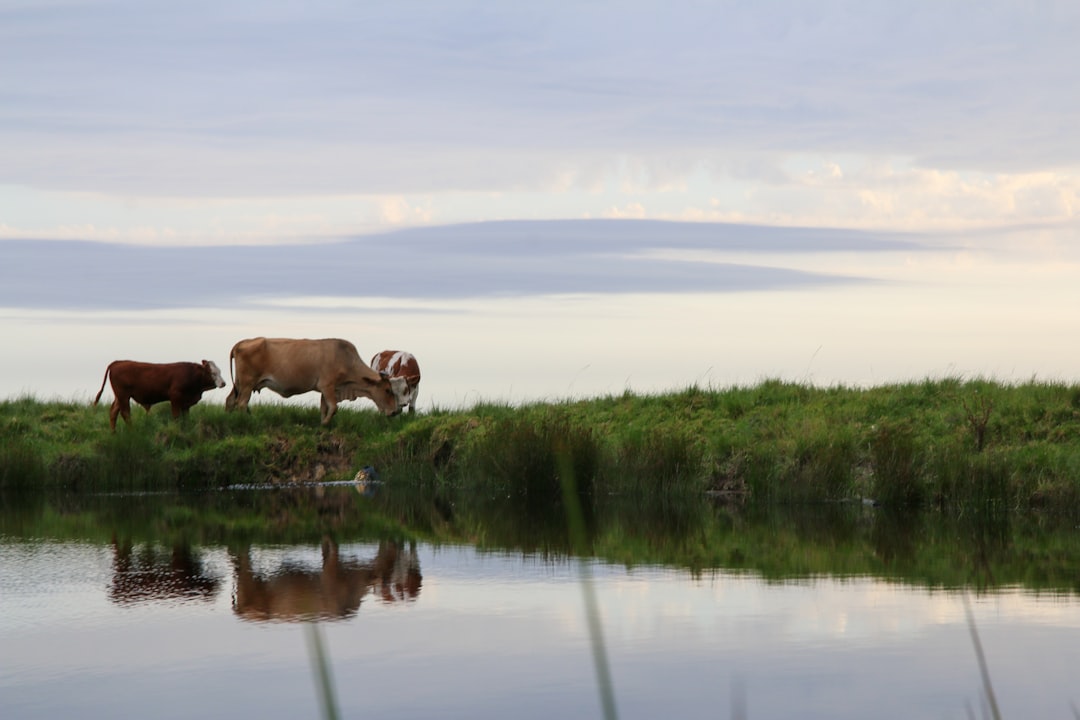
[3,496,1079,720]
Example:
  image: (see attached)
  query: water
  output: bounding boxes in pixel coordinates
[2,491,1079,719]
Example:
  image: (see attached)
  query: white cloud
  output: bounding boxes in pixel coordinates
[675,160,1080,232]
[604,203,647,220]
[376,197,432,226]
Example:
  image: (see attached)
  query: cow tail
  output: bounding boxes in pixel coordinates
[93,362,112,406]
[228,344,238,399]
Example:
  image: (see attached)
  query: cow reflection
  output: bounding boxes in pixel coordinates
[232,539,421,623]
[109,538,222,605]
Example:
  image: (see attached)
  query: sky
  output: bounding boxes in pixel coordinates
[2,1,1080,407]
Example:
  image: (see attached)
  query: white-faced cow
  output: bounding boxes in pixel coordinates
[93,360,226,431]
[225,337,400,425]
[370,350,421,414]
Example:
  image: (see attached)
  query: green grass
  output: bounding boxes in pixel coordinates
[5,378,1080,512]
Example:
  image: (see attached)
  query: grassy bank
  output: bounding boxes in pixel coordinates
[4,378,1080,510]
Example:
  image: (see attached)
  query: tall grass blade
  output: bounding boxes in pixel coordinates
[963,593,1001,720]
[559,451,619,720]
[305,621,341,720]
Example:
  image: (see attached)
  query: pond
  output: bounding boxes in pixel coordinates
[2,487,1079,720]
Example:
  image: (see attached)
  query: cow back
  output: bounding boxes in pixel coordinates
[371,350,421,385]
[101,360,219,403]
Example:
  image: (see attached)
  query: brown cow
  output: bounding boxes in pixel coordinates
[225,337,400,425]
[93,359,226,430]
[370,350,421,414]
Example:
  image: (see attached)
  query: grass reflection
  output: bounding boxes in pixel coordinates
[5,484,1080,594]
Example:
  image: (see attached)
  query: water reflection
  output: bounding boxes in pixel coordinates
[109,537,222,606]
[3,488,1080,720]
[232,539,421,623]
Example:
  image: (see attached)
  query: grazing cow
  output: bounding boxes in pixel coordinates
[370,350,421,414]
[93,359,226,430]
[225,337,400,425]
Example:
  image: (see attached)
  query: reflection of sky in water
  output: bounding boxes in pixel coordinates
[3,541,1079,719]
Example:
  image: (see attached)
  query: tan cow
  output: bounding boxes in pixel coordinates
[93,359,226,430]
[225,337,400,425]
[370,350,421,414]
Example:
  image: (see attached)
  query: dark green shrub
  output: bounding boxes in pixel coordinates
[460,414,599,498]
[792,427,857,501]
[601,427,704,495]
[870,421,925,507]
[0,438,46,487]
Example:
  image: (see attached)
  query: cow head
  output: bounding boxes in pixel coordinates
[203,360,227,388]
[369,375,402,416]
[388,376,413,408]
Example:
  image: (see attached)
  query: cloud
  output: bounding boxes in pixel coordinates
[0,219,924,311]
[676,159,1080,231]
[2,1,1079,202]
[604,204,647,220]
[377,197,433,226]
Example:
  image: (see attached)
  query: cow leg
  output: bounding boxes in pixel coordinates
[225,386,240,412]
[109,400,121,431]
[319,391,338,426]
[111,397,132,430]
[171,393,198,420]
[226,384,252,413]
